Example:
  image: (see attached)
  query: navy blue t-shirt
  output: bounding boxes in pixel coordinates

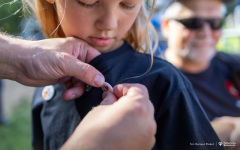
[182,52,240,121]
[32,41,223,150]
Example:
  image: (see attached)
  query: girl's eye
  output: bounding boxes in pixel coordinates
[77,0,98,8]
[121,3,135,10]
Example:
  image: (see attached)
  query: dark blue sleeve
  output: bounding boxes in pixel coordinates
[155,78,225,150]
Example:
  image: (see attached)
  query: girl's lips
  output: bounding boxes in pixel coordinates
[89,37,113,47]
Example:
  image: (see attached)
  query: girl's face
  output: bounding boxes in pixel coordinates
[55,0,143,53]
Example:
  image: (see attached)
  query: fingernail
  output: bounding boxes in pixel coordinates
[70,94,76,100]
[102,92,108,99]
[93,74,105,87]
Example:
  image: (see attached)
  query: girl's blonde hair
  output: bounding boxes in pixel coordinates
[23,0,158,54]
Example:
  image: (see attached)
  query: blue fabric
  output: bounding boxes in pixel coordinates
[182,52,240,121]
[32,41,223,150]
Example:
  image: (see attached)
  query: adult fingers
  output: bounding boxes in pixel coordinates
[147,137,156,150]
[113,84,153,116]
[114,83,156,129]
[113,83,149,99]
[114,84,157,150]
[74,38,101,63]
[61,55,105,87]
[62,81,85,100]
[60,38,105,87]
[100,91,117,105]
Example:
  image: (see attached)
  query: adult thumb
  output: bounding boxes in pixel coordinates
[100,92,117,105]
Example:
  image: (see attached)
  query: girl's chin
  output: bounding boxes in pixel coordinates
[92,40,124,53]
[89,44,113,53]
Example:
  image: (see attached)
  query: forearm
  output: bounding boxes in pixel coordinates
[0,34,104,95]
[0,33,29,81]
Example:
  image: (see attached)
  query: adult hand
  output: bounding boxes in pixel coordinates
[0,35,104,100]
[61,84,156,150]
[212,116,240,144]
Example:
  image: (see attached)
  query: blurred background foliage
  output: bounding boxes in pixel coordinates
[0,100,31,150]
[216,6,240,53]
[0,0,23,35]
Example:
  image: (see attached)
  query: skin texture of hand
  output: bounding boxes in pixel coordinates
[211,116,240,149]
[61,84,157,150]
[0,35,105,100]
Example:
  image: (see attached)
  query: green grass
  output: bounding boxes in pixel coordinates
[0,100,31,150]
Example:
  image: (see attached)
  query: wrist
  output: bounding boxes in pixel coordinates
[0,34,32,81]
[0,34,17,80]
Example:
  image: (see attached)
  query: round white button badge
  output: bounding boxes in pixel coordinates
[101,82,113,93]
[42,85,55,101]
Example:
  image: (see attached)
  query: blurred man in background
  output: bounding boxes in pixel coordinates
[161,0,240,147]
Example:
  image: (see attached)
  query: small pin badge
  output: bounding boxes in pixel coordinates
[86,84,92,92]
[42,85,55,101]
[85,82,113,93]
[101,82,113,93]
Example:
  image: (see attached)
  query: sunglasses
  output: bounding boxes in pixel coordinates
[173,18,224,30]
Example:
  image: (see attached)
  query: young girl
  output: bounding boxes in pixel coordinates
[28,0,223,149]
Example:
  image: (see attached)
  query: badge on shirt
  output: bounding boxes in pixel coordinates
[225,80,240,109]
[86,82,113,93]
[225,80,240,99]
[101,82,113,93]
[42,85,55,101]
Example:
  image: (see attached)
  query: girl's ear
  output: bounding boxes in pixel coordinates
[161,18,170,39]
[46,0,54,4]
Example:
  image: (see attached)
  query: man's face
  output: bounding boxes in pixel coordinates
[167,0,224,63]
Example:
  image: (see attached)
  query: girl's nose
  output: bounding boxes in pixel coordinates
[95,10,118,31]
